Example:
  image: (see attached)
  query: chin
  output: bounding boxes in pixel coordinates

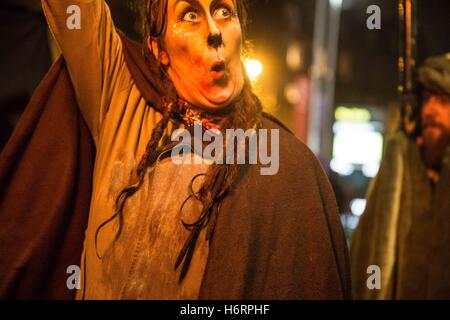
[206,93,234,106]
[202,83,243,109]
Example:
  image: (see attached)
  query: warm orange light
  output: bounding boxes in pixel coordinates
[244,59,263,81]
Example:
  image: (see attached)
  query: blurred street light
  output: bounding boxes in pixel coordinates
[329,0,343,10]
[245,59,263,82]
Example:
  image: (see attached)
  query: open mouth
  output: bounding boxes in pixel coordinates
[210,59,226,80]
[211,61,225,72]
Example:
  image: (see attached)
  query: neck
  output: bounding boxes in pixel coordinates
[175,99,229,129]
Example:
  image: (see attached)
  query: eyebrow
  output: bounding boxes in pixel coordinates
[172,0,198,11]
[173,0,231,11]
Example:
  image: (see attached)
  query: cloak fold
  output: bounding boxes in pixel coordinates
[0,34,350,300]
[0,57,94,299]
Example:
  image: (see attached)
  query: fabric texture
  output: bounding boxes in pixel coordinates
[418,53,450,96]
[350,131,450,299]
[0,57,94,299]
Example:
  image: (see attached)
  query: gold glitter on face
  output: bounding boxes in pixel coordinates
[161,0,244,111]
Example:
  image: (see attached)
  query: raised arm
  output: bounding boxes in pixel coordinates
[42,0,123,140]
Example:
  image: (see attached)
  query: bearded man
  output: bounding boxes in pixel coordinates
[351,53,450,299]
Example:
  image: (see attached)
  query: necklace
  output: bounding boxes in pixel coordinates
[174,99,224,130]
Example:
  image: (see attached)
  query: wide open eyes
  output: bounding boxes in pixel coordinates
[212,7,232,20]
[182,10,199,23]
[180,5,233,23]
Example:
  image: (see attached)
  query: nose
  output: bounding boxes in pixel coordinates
[422,98,441,125]
[423,97,439,116]
[206,15,223,49]
[207,32,223,48]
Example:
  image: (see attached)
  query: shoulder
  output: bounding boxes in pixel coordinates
[260,113,323,174]
[256,113,338,224]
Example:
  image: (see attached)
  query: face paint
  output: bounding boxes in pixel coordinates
[161,0,245,112]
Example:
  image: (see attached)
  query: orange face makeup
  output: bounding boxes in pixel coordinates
[161,0,244,111]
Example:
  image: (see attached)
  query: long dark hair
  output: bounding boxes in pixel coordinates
[96,0,263,282]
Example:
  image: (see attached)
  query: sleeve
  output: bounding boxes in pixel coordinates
[41,0,123,140]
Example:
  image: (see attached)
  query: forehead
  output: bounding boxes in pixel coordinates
[422,93,450,109]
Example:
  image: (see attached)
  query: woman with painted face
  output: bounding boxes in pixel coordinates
[0,0,350,299]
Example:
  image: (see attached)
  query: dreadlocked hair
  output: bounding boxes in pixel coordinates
[173,75,263,282]
[96,0,262,282]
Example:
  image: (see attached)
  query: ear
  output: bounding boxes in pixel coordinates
[148,37,170,66]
